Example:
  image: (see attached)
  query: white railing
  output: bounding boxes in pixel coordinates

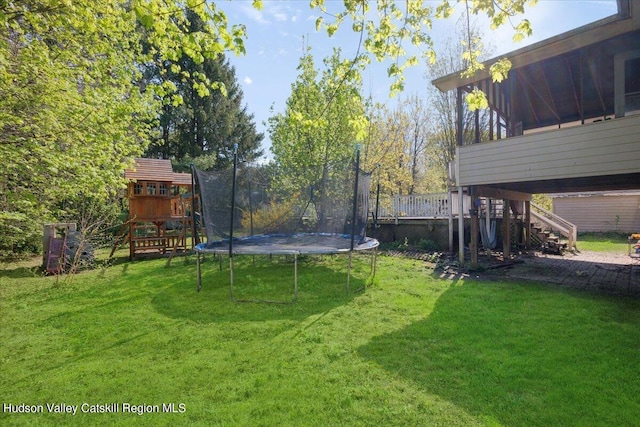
[376,192,471,220]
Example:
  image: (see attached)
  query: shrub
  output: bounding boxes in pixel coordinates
[418,238,440,252]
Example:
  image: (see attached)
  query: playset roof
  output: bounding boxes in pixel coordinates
[124,158,191,186]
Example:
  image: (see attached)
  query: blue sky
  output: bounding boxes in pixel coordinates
[217,0,618,159]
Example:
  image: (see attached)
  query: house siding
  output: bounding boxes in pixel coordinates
[553,195,640,233]
[456,114,640,187]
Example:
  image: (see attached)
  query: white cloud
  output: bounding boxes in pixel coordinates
[273,12,288,22]
[244,76,253,85]
[240,3,269,25]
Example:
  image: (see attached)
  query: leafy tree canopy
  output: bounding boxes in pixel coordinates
[268,47,367,196]
[312,0,536,107]
[0,0,533,255]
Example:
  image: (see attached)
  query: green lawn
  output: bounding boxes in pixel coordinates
[577,232,631,253]
[2,251,640,426]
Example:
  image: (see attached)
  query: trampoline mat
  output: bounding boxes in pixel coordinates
[196,233,379,255]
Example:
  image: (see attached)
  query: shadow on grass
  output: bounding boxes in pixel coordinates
[359,280,640,426]
[1,265,45,279]
[1,255,131,280]
[152,255,364,323]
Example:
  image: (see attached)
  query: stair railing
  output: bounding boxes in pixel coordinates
[530,202,577,250]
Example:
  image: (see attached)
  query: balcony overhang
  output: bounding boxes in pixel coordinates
[455,115,640,195]
[432,0,638,94]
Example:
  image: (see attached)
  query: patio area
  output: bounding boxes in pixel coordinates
[470,251,640,297]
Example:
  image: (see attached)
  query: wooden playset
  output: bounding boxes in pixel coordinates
[113,158,201,259]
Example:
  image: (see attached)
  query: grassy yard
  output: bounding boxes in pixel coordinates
[577,232,631,253]
[2,250,640,426]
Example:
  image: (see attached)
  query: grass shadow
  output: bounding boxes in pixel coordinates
[359,280,640,426]
[152,255,367,323]
[1,265,45,279]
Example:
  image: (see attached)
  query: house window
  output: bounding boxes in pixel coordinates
[133,183,143,195]
[159,183,168,196]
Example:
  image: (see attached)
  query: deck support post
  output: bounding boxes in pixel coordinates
[448,188,454,253]
[458,186,465,264]
[470,207,479,268]
[524,200,531,250]
[503,198,511,259]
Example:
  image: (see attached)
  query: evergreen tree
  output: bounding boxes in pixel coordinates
[145,11,263,170]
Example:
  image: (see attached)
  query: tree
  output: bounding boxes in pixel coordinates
[0,0,260,255]
[400,94,432,194]
[425,24,493,188]
[312,0,535,106]
[268,47,367,195]
[361,95,434,197]
[0,1,153,254]
[0,0,533,255]
[144,10,263,170]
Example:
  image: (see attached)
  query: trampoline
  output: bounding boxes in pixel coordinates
[193,144,379,303]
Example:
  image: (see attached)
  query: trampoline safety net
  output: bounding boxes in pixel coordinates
[194,155,373,252]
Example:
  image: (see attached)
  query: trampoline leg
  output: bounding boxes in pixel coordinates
[370,248,378,279]
[346,251,352,294]
[196,251,202,292]
[229,257,235,301]
[218,254,222,271]
[293,253,298,302]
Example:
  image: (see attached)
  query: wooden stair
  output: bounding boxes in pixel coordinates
[530,203,577,252]
[530,220,569,254]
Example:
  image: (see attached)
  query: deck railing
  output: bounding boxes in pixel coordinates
[376,192,471,220]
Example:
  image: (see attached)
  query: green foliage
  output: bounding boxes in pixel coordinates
[311,0,536,97]
[143,11,263,167]
[268,47,366,196]
[132,0,250,98]
[379,238,440,253]
[312,0,434,96]
[362,95,435,195]
[239,194,304,234]
[0,0,260,255]
[0,0,537,256]
[465,88,489,111]
[532,193,553,211]
[379,238,411,252]
[418,238,440,252]
[0,0,156,255]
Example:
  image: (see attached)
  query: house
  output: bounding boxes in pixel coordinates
[551,191,640,233]
[432,0,640,263]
